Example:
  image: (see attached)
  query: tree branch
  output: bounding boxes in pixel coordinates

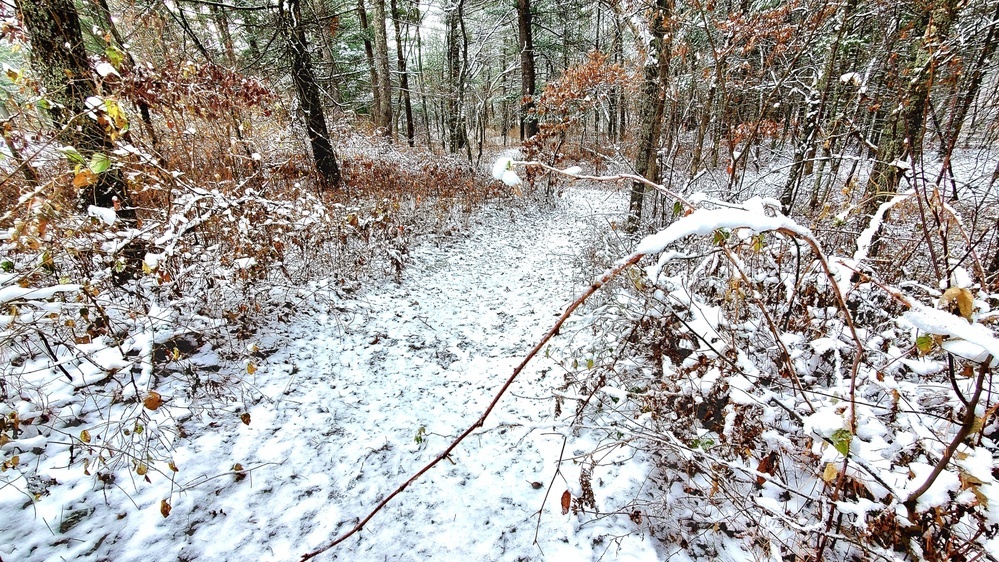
[300,252,645,561]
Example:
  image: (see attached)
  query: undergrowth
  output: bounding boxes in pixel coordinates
[545,155,999,561]
[0,63,504,515]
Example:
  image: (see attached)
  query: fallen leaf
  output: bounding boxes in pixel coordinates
[561,490,571,515]
[529,481,543,489]
[240,412,251,426]
[143,391,164,411]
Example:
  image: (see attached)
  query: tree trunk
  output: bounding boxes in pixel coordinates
[444,0,467,154]
[372,0,393,138]
[865,0,961,212]
[516,0,538,141]
[356,0,382,125]
[390,0,415,146]
[282,0,341,190]
[781,0,856,213]
[939,1,999,197]
[628,0,672,230]
[20,0,131,216]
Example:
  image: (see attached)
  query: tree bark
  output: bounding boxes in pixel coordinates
[19,0,131,215]
[628,0,672,230]
[371,0,393,138]
[282,0,341,190]
[444,0,467,154]
[516,0,538,141]
[390,0,415,146]
[356,0,382,125]
[865,0,961,212]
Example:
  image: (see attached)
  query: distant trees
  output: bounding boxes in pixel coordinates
[13,0,997,203]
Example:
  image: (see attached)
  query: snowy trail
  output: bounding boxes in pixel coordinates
[9,188,662,562]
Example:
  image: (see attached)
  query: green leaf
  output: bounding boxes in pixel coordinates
[915,334,934,354]
[105,46,124,68]
[713,229,731,246]
[0,261,12,273]
[831,428,852,456]
[58,146,86,165]
[672,201,682,217]
[88,153,111,174]
[586,358,594,369]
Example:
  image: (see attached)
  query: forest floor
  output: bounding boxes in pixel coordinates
[5,185,668,561]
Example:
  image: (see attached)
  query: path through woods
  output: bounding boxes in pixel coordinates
[22,187,665,562]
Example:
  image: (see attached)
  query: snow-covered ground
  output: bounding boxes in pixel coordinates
[2,187,664,561]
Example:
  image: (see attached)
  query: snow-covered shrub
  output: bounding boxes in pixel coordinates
[0,94,502,519]
[553,187,999,560]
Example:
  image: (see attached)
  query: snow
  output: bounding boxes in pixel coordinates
[88,204,117,225]
[907,462,961,510]
[904,301,999,366]
[636,196,813,271]
[1,284,80,306]
[0,188,661,561]
[95,61,120,78]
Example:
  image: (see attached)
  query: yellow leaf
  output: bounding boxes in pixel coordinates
[247,363,256,375]
[939,287,974,322]
[136,463,148,476]
[172,347,181,361]
[80,429,91,444]
[9,455,18,467]
[822,462,839,482]
[168,460,178,472]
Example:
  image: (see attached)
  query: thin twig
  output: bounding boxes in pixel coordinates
[299,253,644,561]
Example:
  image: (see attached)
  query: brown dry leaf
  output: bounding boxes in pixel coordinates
[160,499,172,518]
[73,169,96,188]
[143,391,164,411]
[939,287,974,322]
[168,460,179,472]
[560,490,571,515]
[529,481,543,489]
[756,451,779,485]
[240,412,251,426]
[233,463,246,482]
